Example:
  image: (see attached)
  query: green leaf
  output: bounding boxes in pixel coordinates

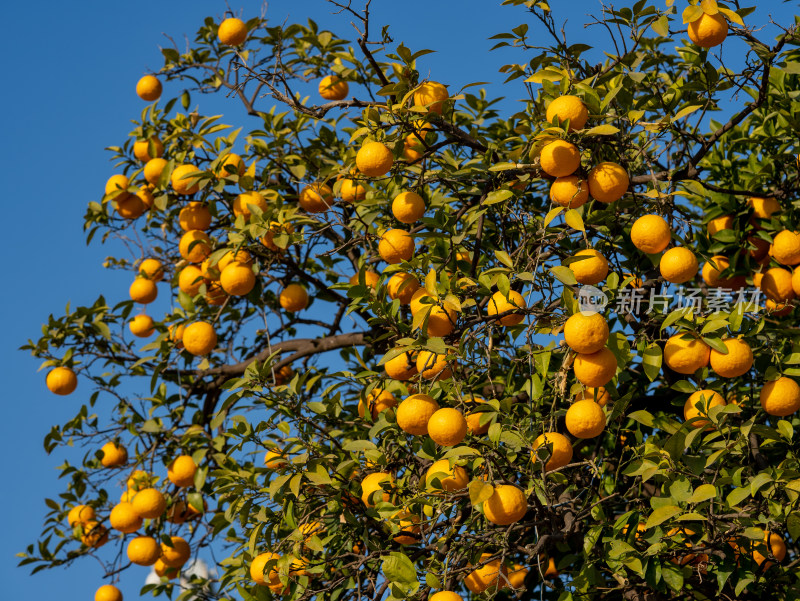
[645,505,681,528]
[550,266,577,286]
[651,14,670,36]
[749,472,772,495]
[495,250,514,269]
[484,190,513,205]
[564,209,584,231]
[726,486,751,507]
[544,207,563,227]
[382,552,418,586]
[583,124,620,136]
[468,480,495,506]
[628,410,654,427]
[642,344,662,382]
[687,484,716,504]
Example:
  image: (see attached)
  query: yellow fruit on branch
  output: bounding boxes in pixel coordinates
[127,536,161,566]
[95,585,123,601]
[532,432,573,471]
[760,376,800,417]
[565,399,606,438]
[563,312,609,354]
[567,249,608,285]
[630,215,671,254]
[171,164,202,195]
[425,459,468,492]
[464,553,503,594]
[550,175,589,208]
[663,333,710,375]
[707,214,734,236]
[81,521,109,548]
[299,183,334,213]
[168,455,198,488]
[356,142,394,177]
[483,484,527,525]
[539,139,581,178]
[683,389,725,429]
[387,272,420,304]
[143,157,167,186]
[319,75,349,101]
[100,442,128,467]
[279,283,309,312]
[179,230,213,263]
[250,552,281,586]
[131,488,166,519]
[46,366,77,396]
[360,472,394,506]
[587,162,628,203]
[160,536,191,568]
[659,247,698,284]
[67,504,95,527]
[427,407,468,446]
[218,17,248,46]
[487,290,527,326]
[396,394,440,435]
[573,348,617,387]
[687,12,728,48]
[414,81,449,114]
[220,261,256,296]
[129,314,155,338]
[709,338,753,378]
[383,349,418,380]
[181,321,217,356]
[545,95,588,131]
[761,267,795,302]
[358,389,397,419]
[133,137,164,162]
[136,75,162,101]
[702,255,746,289]
[233,191,267,219]
[109,502,142,534]
[378,229,415,264]
[416,350,453,380]
[392,191,425,224]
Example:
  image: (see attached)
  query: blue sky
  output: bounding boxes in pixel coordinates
[3,1,798,600]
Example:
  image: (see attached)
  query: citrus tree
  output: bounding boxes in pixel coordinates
[20,1,800,600]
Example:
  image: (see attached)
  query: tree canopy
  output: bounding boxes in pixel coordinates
[20,1,800,600]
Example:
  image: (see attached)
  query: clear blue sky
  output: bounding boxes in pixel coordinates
[2,2,796,600]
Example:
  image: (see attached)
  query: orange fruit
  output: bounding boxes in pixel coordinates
[392,191,425,223]
[573,348,617,387]
[487,290,527,326]
[127,536,161,566]
[752,531,787,567]
[179,230,212,263]
[702,256,746,289]
[749,196,780,220]
[549,175,589,208]
[387,272,420,304]
[129,277,158,304]
[409,288,436,315]
[250,552,281,587]
[126,470,151,491]
[505,564,528,590]
[416,303,456,337]
[109,502,142,534]
[545,95,588,131]
[349,270,380,289]
[232,191,267,219]
[483,484,527,525]
[465,397,492,435]
[143,157,168,186]
[567,249,608,285]
[279,283,309,312]
[631,215,671,254]
[356,142,394,177]
[182,321,217,356]
[81,521,109,548]
[396,394,440,435]
[532,432,573,471]
[261,222,294,252]
[391,508,421,545]
[217,152,244,178]
[414,81,449,114]
[360,472,394,506]
[100,442,128,467]
[684,389,725,429]
[160,536,191,568]
[430,592,463,601]
[339,178,366,202]
[760,376,800,416]
[659,247,698,284]
[133,137,164,162]
[131,488,166,519]
[136,75,162,101]
[687,12,728,48]
[378,229,415,264]
[427,408,468,446]
[425,459,468,492]
[171,164,201,195]
[67,504,95,527]
[299,183,334,213]
[95,585,123,601]
[792,268,800,297]
[402,132,426,162]
[129,314,155,338]
[464,554,503,593]
[220,261,256,296]
[751,235,771,260]
[575,386,611,407]
[218,17,248,46]
[178,265,204,295]
[319,75,349,100]
[565,399,606,438]
[178,202,212,231]
[539,140,580,178]
[46,367,77,395]
[138,258,164,281]
[384,350,418,380]
[709,338,753,378]
[416,350,453,380]
[264,449,289,470]
[707,214,734,236]
[154,558,179,579]
[105,174,129,197]
[664,334,710,374]
[358,389,397,419]
[588,162,628,203]
[771,230,800,265]
[114,193,146,219]
[563,312,608,354]
[168,455,198,487]
[762,267,795,302]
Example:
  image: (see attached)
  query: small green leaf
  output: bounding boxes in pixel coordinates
[645,505,681,528]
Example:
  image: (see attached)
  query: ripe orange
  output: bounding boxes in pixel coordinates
[545,95,588,131]
[179,230,212,263]
[760,376,800,416]
[414,81,449,114]
[396,394,440,435]
[100,442,128,467]
[95,585,123,601]
[319,75,349,101]
[250,552,281,586]
[81,521,109,548]
[136,75,162,101]
[261,222,294,252]
[171,164,201,195]
[684,389,725,429]
[133,137,164,162]
[217,152,244,178]
[664,334,710,374]
[220,261,256,296]
[154,558,179,579]
[772,230,800,265]
[384,350,418,380]
[425,459,468,492]
[465,397,492,435]
[299,183,334,213]
[567,249,609,285]
[358,389,397,419]
[105,174,129,196]
[126,469,151,491]
[138,258,164,282]
[360,472,394,506]
[762,267,795,302]
[378,229,415,264]
[417,303,456,337]
[47,366,77,395]
[168,455,198,487]
[631,215,671,254]
[427,408,468,446]
[539,140,581,178]
[114,192,146,219]
[464,554,503,593]
[131,488,166,519]
[483,484,527,525]
[702,256,746,289]
[279,283,309,312]
[575,386,610,407]
[233,191,267,219]
[391,508,421,545]
[129,314,155,338]
[792,268,800,298]
[416,350,453,380]
[430,592,463,601]
[749,196,780,220]
[532,432,573,471]
[178,202,212,231]
[659,247,698,284]
[707,214,734,236]
[178,265,204,296]
[402,133,426,162]
[588,162,628,203]
[563,312,608,354]
[487,290,527,326]
[218,17,248,46]
[339,178,366,202]
[387,272,420,304]
[109,502,142,534]
[410,288,436,315]
[505,564,528,590]
[709,338,753,378]
[349,270,380,289]
[565,399,606,438]
[356,142,394,177]
[127,536,161,566]
[392,191,425,223]
[129,277,158,304]
[549,175,589,208]
[160,536,191,568]
[573,348,617,387]
[687,12,728,48]
[752,531,787,567]
[264,450,289,470]
[182,321,217,356]
[144,158,167,186]
[67,504,95,527]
